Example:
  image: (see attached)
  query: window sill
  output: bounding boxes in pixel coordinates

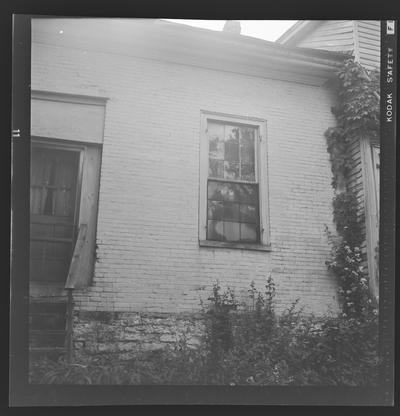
[199,240,272,252]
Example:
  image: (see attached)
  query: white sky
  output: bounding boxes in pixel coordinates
[163,20,298,42]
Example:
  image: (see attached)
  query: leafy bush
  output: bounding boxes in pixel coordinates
[30,279,379,386]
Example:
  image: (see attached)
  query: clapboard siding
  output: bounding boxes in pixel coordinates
[298,20,354,52]
[358,20,381,30]
[292,20,380,70]
[355,21,380,70]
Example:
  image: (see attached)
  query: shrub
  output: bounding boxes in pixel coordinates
[30,279,379,386]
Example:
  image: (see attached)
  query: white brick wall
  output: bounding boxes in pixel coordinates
[31,40,340,315]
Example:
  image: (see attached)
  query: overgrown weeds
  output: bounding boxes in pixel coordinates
[30,278,379,385]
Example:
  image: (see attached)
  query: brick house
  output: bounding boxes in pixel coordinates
[29,19,377,357]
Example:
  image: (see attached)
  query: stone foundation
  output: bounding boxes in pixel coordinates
[73,310,204,360]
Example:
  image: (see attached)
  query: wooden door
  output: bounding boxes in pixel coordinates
[30,146,81,286]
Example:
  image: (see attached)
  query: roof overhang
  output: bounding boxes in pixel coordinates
[32,18,345,86]
[276,20,322,45]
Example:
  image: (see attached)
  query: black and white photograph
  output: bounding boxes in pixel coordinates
[9,16,396,406]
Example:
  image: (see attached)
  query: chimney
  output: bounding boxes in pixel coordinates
[223,20,241,35]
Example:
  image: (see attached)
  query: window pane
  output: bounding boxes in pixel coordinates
[238,184,258,204]
[225,126,240,162]
[209,159,224,178]
[208,122,225,160]
[207,220,224,241]
[208,180,240,202]
[241,163,255,182]
[208,122,225,179]
[223,202,240,221]
[208,122,257,183]
[208,181,258,204]
[240,204,258,223]
[224,161,240,180]
[224,222,240,242]
[240,127,255,165]
[208,200,225,221]
[208,201,240,222]
[240,223,258,243]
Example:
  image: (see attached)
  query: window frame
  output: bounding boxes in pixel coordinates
[199,111,271,251]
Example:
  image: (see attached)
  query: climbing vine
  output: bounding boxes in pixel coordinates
[325,57,379,318]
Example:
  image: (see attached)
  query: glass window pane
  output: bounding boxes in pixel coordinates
[208,180,223,201]
[208,200,224,220]
[54,189,73,217]
[223,202,240,222]
[30,187,45,214]
[208,122,225,160]
[207,220,224,241]
[238,184,258,204]
[208,181,240,202]
[241,163,255,182]
[240,127,255,165]
[209,159,224,178]
[225,125,240,162]
[240,204,258,223]
[224,221,240,242]
[240,223,258,243]
[224,161,240,180]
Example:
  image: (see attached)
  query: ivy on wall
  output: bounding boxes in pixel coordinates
[325,57,379,318]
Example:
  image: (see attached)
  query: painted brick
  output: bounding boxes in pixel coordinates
[32,31,340,317]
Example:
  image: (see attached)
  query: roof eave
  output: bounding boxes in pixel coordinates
[276,20,322,45]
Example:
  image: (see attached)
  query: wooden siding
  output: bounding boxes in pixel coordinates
[293,20,380,71]
[297,20,355,52]
[31,93,107,144]
[347,138,367,256]
[360,138,380,299]
[355,21,380,70]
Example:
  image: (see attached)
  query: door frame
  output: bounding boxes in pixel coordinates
[30,137,85,297]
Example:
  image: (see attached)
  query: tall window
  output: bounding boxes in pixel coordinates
[199,112,270,250]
